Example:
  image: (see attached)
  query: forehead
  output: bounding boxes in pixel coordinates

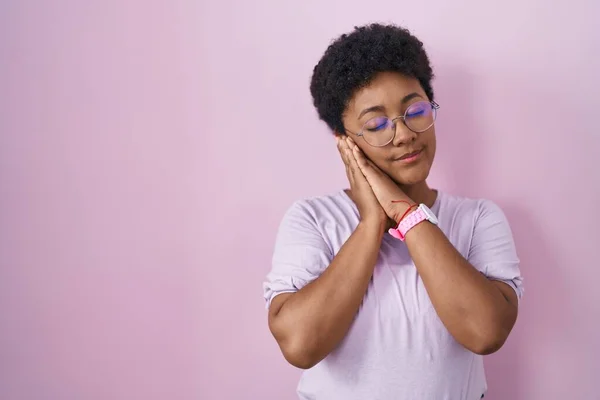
[347,72,424,115]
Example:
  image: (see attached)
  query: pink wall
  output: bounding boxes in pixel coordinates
[1,1,598,399]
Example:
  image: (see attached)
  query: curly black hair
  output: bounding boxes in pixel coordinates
[310,23,434,134]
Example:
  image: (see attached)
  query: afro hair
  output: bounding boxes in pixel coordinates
[310,23,435,134]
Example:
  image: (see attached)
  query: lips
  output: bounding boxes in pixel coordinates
[394,149,422,161]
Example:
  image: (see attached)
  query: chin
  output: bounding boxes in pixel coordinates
[393,176,426,187]
[389,165,431,187]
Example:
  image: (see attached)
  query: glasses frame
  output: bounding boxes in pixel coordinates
[345,100,440,147]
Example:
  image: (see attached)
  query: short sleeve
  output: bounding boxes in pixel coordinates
[468,200,524,300]
[262,200,333,309]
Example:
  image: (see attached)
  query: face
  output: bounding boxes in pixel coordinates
[341,71,436,187]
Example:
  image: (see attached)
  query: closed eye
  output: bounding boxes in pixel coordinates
[364,117,390,132]
[367,122,387,131]
[406,109,425,118]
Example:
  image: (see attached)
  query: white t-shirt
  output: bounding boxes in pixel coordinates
[264,190,523,400]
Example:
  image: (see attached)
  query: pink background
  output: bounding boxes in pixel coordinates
[1,1,599,399]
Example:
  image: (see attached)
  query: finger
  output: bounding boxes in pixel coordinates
[336,137,349,166]
[351,144,370,171]
[345,155,355,185]
[344,138,361,167]
[340,137,365,187]
[337,135,348,155]
[344,149,355,173]
[346,136,372,168]
[337,137,354,183]
[346,138,371,172]
[342,139,357,170]
[348,145,384,189]
[347,140,383,176]
[344,145,364,181]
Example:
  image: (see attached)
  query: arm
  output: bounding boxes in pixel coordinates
[404,219,518,354]
[347,137,522,355]
[269,219,384,369]
[266,135,389,369]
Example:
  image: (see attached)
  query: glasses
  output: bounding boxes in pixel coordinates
[346,101,440,147]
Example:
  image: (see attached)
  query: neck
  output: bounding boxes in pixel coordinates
[399,180,437,208]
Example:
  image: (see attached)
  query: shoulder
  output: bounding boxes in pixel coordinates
[274,191,354,258]
[282,190,355,224]
[439,191,506,222]
[437,192,512,252]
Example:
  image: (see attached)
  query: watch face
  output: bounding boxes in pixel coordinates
[421,205,439,225]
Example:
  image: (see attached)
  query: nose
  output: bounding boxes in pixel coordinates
[391,118,418,147]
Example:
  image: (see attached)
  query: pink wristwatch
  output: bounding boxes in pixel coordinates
[388,204,438,241]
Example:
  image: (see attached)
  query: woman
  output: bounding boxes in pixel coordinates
[263,23,523,400]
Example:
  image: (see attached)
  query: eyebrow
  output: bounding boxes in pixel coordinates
[357,92,424,119]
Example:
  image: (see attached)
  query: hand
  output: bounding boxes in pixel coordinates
[346,137,415,224]
[336,135,388,229]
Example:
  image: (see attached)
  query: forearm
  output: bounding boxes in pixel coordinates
[269,220,384,368]
[405,222,517,354]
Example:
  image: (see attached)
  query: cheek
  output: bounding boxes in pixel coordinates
[357,144,385,164]
[423,131,436,162]
[427,140,436,161]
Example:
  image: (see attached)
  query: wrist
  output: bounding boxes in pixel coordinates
[389,203,440,241]
[390,202,418,225]
[358,217,387,236]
